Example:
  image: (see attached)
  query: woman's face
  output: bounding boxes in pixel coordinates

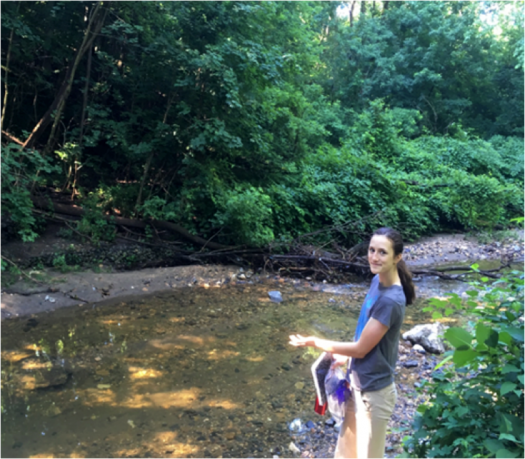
[368,235,401,276]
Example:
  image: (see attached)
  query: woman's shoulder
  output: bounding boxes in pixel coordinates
[375,282,406,306]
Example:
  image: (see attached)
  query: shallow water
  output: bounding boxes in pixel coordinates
[0,273,470,458]
[1,279,370,458]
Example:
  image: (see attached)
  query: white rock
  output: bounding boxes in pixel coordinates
[288,442,301,454]
[268,291,283,303]
[403,323,447,354]
[413,344,426,354]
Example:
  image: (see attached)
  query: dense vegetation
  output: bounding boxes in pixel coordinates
[1,1,523,247]
[403,271,524,458]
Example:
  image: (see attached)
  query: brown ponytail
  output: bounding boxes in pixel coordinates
[372,227,416,305]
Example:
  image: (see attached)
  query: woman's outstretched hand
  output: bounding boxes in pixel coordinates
[289,334,316,348]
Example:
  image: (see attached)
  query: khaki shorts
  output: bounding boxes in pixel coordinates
[334,382,397,458]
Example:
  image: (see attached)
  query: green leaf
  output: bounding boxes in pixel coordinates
[432,311,443,320]
[499,331,513,345]
[502,327,524,342]
[505,310,516,321]
[501,364,520,374]
[517,374,524,384]
[500,382,517,396]
[445,327,473,349]
[496,449,519,458]
[485,329,499,348]
[476,322,491,344]
[453,349,478,367]
[499,433,518,442]
[484,439,505,454]
[471,263,480,271]
[434,353,453,370]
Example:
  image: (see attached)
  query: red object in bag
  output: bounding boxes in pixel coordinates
[314,396,328,415]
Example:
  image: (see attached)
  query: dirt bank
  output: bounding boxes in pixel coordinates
[2,229,523,319]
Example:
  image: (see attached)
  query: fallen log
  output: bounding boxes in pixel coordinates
[31,196,232,250]
[411,260,513,280]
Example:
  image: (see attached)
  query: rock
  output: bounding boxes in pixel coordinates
[403,360,419,368]
[295,382,305,390]
[281,363,292,371]
[268,291,283,303]
[324,418,336,427]
[22,363,70,390]
[289,442,301,454]
[289,418,304,433]
[413,344,426,354]
[402,323,447,354]
[23,318,39,332]
[305,420,316,430]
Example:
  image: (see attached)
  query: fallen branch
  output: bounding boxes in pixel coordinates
[2,130,24,146]
[1,255,44,284]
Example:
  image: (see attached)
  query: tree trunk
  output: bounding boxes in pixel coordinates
[349,1,356,26]
[78,42,93,148]
[23,2,107,151]
[1,2,20,133]
[135,151,155,213]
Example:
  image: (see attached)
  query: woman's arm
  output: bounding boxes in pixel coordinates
[289,317,388,359]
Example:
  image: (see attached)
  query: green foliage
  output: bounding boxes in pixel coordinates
[1,1,523,246]
[75,192,116,244]
[51,254,78,273]
[1,144,59,241]
[213,186,274,246]
[322,1,524,137]
[403,272,524,458]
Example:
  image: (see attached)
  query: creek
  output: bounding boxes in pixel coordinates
[0,271,500,458]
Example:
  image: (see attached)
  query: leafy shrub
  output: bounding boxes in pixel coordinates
[488,135,525,183]
[76,192,116,244]
[1,143,60,241]
[403,271,524,458]
[430,169,514,228]
[212,186,274,246]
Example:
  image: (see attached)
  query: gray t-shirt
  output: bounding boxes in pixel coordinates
[350,275,406,392]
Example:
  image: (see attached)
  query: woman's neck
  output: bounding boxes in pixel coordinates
[379,268,401,287]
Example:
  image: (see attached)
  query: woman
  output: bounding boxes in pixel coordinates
[289,227,416,459]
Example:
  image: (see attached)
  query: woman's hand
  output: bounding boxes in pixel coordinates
[289,334,316,348]
[331,353,350,369]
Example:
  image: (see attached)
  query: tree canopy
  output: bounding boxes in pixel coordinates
[1,1,523,245]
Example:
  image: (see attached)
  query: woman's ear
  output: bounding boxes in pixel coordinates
[395,253,403,264]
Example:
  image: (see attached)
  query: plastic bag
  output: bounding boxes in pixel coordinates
[311,352,332,414]
[324,365,351,427]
